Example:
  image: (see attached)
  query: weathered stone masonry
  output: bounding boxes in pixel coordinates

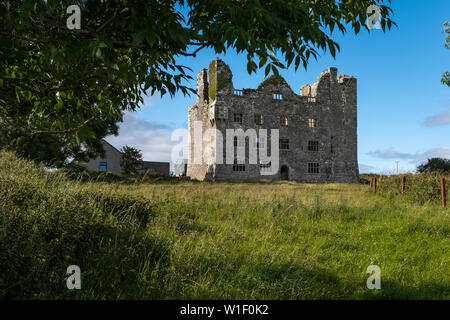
[187,59,359,183]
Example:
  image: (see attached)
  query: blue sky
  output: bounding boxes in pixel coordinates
[106,0,450,174]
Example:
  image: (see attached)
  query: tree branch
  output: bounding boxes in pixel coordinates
[30,115,97,136]
[96,8,121,33]
[179,44,206,57]
[0,31,46,44]
[0,100,98,137]
[1,74,98,95]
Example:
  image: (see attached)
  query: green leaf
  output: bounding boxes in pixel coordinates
[355,22,360,35]
[132,32,144,45]
[329,43,335,57]
[95,48,102,59]
[264,63,271,77]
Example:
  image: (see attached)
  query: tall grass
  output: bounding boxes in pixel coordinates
[0,150,449,299]
[0,151,168,299]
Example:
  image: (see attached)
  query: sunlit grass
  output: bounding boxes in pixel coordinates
[0,150,448,299]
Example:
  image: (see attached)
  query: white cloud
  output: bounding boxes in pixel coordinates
[367,147,412,159]
[140,92,161,108]
[415,146,450,163]
[105,112,184,163]
[423,108,450,127]
[368,146,450,164]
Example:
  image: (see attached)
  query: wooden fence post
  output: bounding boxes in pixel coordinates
[401,176,406,195]
[442,178,446,209]
[373,177,377,194]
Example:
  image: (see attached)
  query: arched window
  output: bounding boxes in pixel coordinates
[280,115,288,127]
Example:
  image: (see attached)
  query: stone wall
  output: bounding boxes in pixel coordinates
[140,161,170,176]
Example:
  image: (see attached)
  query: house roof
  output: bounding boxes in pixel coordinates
[102,139,122,154]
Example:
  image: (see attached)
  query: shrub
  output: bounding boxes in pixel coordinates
[61,162,88,179]
[62,164,125,183]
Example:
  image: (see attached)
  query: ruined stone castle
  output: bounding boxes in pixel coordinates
[187,59,359,183]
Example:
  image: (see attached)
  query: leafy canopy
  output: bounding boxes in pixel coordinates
[0,0,395,165]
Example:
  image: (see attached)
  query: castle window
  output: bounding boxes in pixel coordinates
[308,118,317,128]
[233,159,246,172]
[273,93,283,100]
[216,106,228,119]
[280,115,288,127]
[307,97,317,103]
[234,89,243,96]
[331,144,334,153]
[234,113,243,124]
[254,114,263,125]
[308,162,320,174]
[99,162,107,171]
[308,140,319,152]
[280,139,289,150]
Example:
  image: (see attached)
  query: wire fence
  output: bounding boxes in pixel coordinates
[368,173,448,208]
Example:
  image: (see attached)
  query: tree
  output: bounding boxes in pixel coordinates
[417,158,450,174]
[120,145,143,175]
[0,0,396,166]
[441,21,450,86]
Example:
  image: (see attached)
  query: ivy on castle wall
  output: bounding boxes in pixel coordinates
[208,61,217,101]
[208,61,232,101]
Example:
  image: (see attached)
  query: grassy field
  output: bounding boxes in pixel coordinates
[0,150,449,299]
